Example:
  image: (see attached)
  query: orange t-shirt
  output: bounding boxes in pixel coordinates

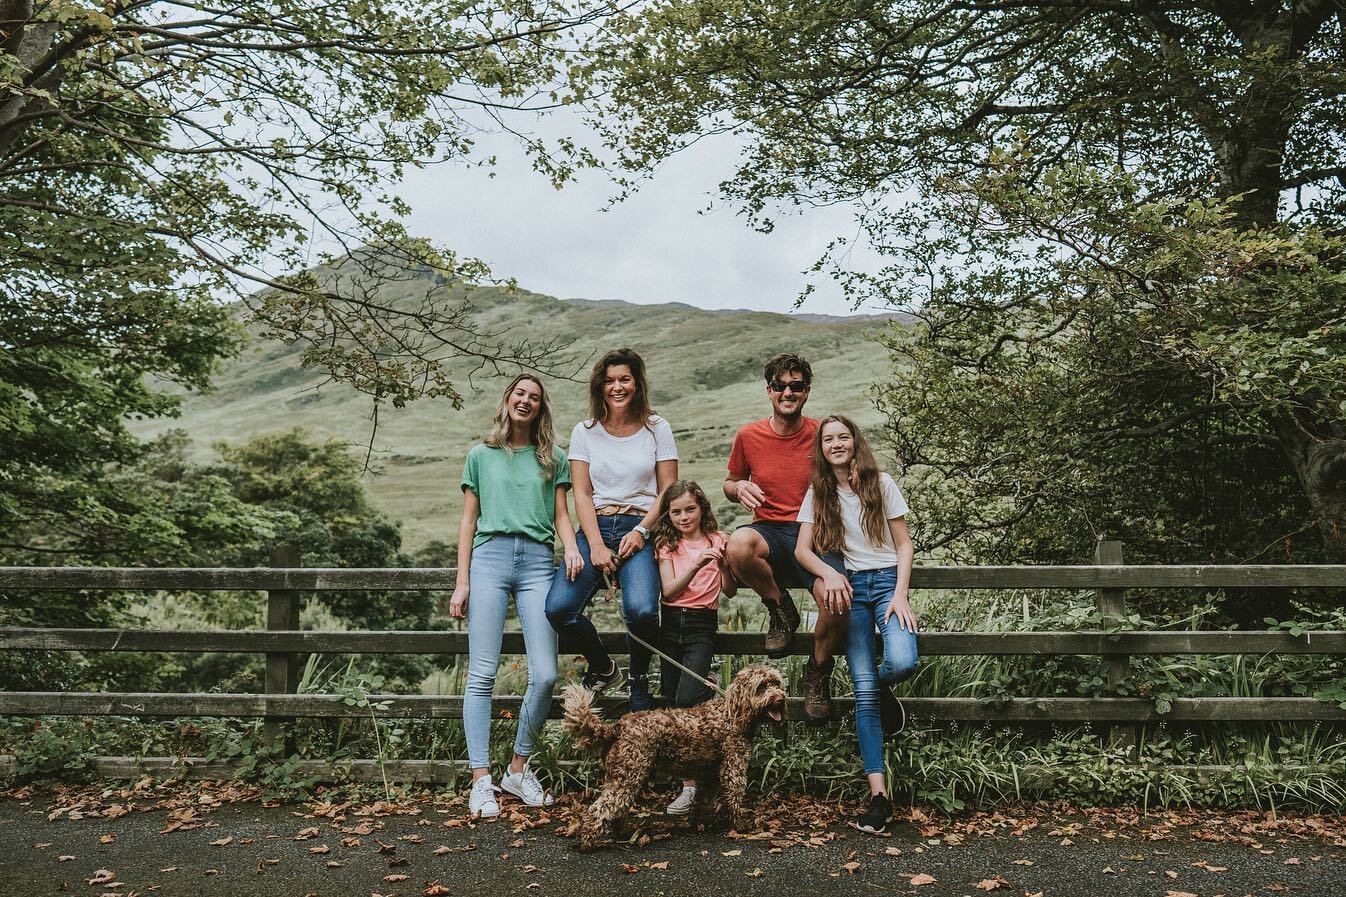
[726,417,818,523]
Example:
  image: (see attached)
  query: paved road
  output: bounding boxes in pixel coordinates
[2,791,1343,897]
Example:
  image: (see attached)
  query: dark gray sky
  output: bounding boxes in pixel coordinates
[398,118,880,317]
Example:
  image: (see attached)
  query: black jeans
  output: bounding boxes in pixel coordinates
[659,605,718,708]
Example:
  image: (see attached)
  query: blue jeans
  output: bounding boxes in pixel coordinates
[845,566,919,775]
[465,535,558,770]
[545,513,660,680]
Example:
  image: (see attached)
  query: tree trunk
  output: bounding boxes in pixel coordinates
[1274,415,1346,562]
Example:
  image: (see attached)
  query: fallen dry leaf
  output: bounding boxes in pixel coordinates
[1164,892,1198,897]
[58,856,75,862]
[841,861,862,875]
[619,863,640,874]
[209,836,233,847]
[976,876,1010,890]
[294,827,319,840]
[1164,870,1179,878]
[746,868,764,878]
[648,861,668,870]
[34,842,52,849]
[384,874,409,882]
[909,873,937,886]
[1012,859,1034,866]
[87,870,115,886]
[884,846,902,856]
[424,884,452,896]
[99,834,116,844]
[722,849,742,857]
[1284,857,1302,865]
[308,844,330,855]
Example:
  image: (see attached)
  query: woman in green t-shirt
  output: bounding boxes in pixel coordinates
[449,374,583,818]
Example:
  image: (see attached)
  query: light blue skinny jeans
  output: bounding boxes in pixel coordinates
[465,535,558,770]
[845,565,919,775]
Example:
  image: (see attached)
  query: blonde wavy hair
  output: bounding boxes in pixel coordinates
[483,374,558,479]
[809,414,888,554]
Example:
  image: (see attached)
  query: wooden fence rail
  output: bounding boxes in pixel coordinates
[3,547,1345,728]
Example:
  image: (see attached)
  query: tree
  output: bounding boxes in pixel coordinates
[2,0,596,409]
[2,0,600,563]
[572,0,1346,563]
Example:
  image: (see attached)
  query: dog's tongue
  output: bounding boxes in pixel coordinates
[768,708,782,721]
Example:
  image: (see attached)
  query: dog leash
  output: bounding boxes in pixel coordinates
[623,627,726,697]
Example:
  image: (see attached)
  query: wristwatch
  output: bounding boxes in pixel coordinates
[633,524,650,539]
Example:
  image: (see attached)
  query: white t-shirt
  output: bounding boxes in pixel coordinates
[568,416,678,511]
[797,472,910,571]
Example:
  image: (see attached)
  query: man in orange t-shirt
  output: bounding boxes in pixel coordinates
[724,353,847,720]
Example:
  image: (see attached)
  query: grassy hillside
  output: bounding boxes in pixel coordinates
[140,274,900,551]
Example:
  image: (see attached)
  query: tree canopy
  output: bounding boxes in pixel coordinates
[2,0,600,559]
[573,0,1346,564]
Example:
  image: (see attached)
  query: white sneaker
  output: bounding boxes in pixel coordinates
[666,785,697,816]
[468,775,500,818]
[499,764,553,807]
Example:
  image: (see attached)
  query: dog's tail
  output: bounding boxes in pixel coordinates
[561,683,618,752]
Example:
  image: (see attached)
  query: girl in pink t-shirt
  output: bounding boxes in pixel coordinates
[652,480,737,815]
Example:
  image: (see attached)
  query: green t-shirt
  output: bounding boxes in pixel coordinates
[461,443,572,548]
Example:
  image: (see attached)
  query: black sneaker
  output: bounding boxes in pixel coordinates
[879,685,906,735]
[581,661,624,693]
[628,674,655,712]
[855,793,892,835]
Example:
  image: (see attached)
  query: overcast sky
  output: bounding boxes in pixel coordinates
[396,115,880,318]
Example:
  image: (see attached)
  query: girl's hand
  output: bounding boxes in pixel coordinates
[820,570,853,614]
[884,593,918,632]
[449,583,469,620]
[590,542,619,574]
[617,529,646,560]
[696,546,724,569]
[564,545,584,581]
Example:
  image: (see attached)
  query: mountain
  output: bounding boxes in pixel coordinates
[139,279,901,550]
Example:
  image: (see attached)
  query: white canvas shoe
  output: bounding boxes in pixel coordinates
[468,775,500,818]
[666,785,697,816]
[499,764,553,807]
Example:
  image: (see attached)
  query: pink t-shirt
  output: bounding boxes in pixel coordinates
[657,532,729,610]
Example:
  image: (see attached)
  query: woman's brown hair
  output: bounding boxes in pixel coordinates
[809,415,888,553]
[586,347,654,428]
[483,374,558,479]
[652,480,719,554]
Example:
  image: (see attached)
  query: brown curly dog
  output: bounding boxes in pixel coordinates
[561,665,787,851]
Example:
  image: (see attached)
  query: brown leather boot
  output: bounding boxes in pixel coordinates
[803,655,835,721]
[763,591,801,658]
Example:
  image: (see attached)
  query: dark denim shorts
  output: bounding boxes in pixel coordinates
[741,520,844,595]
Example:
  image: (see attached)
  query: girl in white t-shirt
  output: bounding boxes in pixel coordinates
[652,479,736,815]
[795,414,917,836]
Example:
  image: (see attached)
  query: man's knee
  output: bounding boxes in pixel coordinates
[726,528,766,566]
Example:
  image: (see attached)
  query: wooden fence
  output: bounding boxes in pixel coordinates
[2,544,1346,781]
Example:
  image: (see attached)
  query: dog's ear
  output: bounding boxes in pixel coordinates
[724,670,757,730]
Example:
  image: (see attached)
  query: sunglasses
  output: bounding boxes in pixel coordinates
[768,380,810,394]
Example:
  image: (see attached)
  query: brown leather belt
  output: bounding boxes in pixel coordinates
[594,503,643,516]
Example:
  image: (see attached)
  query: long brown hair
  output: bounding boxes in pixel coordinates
[652,480,719,554]
[809,415,888,553]
[586,347,654,429]
[483,374,558,479]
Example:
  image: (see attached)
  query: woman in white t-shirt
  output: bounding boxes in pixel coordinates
[795,414,917,836]
[545,348,678,711]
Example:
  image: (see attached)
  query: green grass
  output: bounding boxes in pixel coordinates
[135,281,901,550]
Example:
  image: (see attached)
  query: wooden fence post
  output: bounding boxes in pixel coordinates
[1094,540,1135,754]
[264,543,301,750]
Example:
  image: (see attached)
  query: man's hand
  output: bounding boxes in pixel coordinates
[735,481,766,511]
[617,528,646,560]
